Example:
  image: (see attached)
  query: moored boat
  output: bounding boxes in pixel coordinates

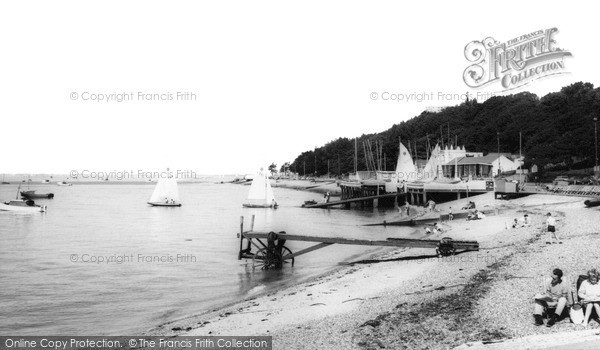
[0,199,46,213]
[584,199,600,208]
[21,190,55,199]
[57,181,72,186]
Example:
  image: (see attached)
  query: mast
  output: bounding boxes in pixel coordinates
[426,134,430,162]
[414,140,418,162]
[354,138,358,173]
[440,126,444,148]
[519,131,523,187]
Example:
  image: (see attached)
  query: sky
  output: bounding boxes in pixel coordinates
[1,1,598,176]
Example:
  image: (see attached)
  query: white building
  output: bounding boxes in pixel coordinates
[442,154,519,178]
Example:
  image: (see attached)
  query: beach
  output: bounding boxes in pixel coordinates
[148,181,600,349]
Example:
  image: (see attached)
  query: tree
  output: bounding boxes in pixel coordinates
[268,163,277,176]
[279,162,290,175]
[290,82,600,173]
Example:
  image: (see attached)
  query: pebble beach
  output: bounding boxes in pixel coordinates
[149,181,600,350]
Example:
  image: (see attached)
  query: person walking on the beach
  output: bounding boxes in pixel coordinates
[579,269,600,327]
[533,268,569,327]
[546,212,559,241]
[448,207,453,221]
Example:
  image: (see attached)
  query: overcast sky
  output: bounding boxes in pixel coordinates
[1,1,597,176]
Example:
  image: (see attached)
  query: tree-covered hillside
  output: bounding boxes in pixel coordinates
[290,82,600,176]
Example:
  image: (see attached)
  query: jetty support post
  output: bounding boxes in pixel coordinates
[238,216,244,260]
[238,215,256,260]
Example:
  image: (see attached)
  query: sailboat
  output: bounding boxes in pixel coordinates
[243,168,277,208]
[147,175,181,207]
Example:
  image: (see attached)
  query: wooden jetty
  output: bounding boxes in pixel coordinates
[237,216,479,269]
[302,192,401,209]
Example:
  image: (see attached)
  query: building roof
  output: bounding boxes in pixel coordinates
[444,154,503,166]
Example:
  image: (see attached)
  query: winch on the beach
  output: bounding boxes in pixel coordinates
[237,215,479,270]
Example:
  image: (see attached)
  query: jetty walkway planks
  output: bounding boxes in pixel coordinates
[302,192,400,208]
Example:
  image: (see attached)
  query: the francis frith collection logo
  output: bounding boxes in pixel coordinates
[463,28,572,90]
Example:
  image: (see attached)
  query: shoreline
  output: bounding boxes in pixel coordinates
[147,183,600,349]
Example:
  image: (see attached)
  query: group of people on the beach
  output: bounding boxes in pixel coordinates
[466,209,485,221]
[424,222,443,235]
[534,268,600,327]
[511,214,531,228]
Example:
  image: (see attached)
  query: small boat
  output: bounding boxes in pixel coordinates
[147,174,182,207]
[301,200,318,207]
[57,181,72,186]
[42,180,51,184]
[0,199,46,213]
[585,199,600,208]
[21,190,54,199]
[243,168,277,208]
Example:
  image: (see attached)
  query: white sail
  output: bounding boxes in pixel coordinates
[245,169,275,207]
[396,142,416,180]
[149,177,180,204]
[247,172,266,200]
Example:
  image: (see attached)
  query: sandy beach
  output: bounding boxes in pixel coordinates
[148,181,600,349]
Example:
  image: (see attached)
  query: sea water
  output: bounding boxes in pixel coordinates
[0,181,417,335]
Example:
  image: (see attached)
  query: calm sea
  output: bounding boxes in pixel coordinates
[0,181,417,335]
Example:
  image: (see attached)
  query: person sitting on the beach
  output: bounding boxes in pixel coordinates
[533,268,570,327]
[512,218,519,229]
[462,201,475,210]
[467,210,477,221]
[467,209,483,221]
[579,269,600,327]
[432,223,442,234]
[425,226,432,234]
